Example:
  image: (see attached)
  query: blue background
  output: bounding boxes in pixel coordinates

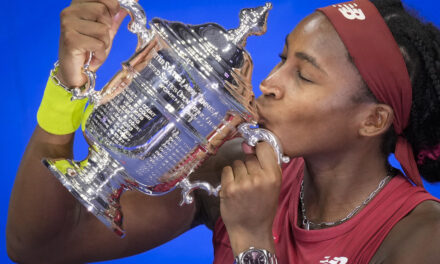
[2,0,439,263]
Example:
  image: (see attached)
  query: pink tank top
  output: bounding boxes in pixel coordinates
[212,158,439,263]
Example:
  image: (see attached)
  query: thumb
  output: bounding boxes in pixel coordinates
[109,0,141,39]
[109,9,129,39]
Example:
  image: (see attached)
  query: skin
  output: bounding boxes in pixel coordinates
[6,0,440,263]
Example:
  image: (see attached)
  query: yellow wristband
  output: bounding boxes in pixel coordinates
[37,77,88,135]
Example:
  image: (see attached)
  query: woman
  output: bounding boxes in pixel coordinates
[7,0,440,263]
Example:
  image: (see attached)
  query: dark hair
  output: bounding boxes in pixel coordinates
[366,0,440,182]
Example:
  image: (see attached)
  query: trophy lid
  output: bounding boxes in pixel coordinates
[149,3,272,121]
[227,3,273,47]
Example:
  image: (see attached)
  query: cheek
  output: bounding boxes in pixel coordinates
[277,91,360,155]
[310,94,359,136]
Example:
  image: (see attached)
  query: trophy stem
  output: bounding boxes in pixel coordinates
[42,145,135,237]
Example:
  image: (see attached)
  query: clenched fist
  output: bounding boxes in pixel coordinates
[57,0,128,88]
[220,141,282,256]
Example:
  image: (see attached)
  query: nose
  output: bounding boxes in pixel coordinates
[259,67,284,100]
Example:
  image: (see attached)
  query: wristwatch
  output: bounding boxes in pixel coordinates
[234,247,278,264]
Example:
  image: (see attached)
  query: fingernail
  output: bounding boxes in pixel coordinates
[241,142,255,154]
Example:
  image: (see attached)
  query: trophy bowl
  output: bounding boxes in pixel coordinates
[43,0,289,236]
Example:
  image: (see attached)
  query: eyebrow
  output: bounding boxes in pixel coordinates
[284,34,327,75]
[295,51,327,75]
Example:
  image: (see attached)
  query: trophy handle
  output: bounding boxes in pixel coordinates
[179,122,289,205]
[70,0,153,105]
[70,52,100,104]
[179,178,222,206]
[118,0,152,50]
[238,122,290,164]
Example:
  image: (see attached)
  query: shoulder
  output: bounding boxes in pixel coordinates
[374,199,440,263]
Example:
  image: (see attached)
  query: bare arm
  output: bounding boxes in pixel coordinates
[7,126,199,263]
[7,1,197,262]
[7,129,244,263]
[7,0,251,261]
[371,200,440,264]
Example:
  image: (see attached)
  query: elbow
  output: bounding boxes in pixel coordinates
[6,230,24,263]
[6,227,42,263]
[6,247,18,263]
[6,224,73,264]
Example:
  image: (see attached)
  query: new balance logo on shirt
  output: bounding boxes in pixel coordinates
[319,256,349,264]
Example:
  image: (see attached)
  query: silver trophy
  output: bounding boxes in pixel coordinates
[44,0,289,236]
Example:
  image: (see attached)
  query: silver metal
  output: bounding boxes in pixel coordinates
[238,123,290,164]
[300,176,391,230]
[43,3,280,236]
[70,52,102,104]
[70,0,152,105]
[235,247,278,264]
[50,53,100,104]
[179,178,222,206]
[50,61,73,92]
[228,3,272,47]
[118,0,152,49]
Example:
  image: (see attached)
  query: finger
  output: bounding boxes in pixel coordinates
[72,0,121,17]
[71,19,111,49]
[96,0,121,16]
[242,141,256,155]
[255,142,279,171]
[221,166,235,188]
[232,160,249,183]
[60,30,107,61]
[109,0,141,38]
[109,9,129,39]
[58,31,107,81]
[244,154,262,175]
[67,30,108,68]
[75,2,114,28]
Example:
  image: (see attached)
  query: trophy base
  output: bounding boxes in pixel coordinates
[42,145,135,237]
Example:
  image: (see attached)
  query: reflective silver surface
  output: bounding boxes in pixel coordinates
[43,0,287,236]
[238,123,290,164]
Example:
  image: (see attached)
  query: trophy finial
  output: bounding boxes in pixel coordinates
[227,3,272,47]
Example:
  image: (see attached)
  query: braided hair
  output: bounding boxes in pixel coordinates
[369,0,440,182]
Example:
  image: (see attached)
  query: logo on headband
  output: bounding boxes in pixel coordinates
[332,3,365,20]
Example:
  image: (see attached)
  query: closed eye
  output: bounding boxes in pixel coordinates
[297,70,312,83]
[278,53,313,83]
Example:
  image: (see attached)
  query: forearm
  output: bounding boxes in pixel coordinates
[219,142,282,262]
[7,125,80,261]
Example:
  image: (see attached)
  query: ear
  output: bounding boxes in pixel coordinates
[359,104,394,137]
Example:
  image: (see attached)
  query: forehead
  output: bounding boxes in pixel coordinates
[286,12,351,68]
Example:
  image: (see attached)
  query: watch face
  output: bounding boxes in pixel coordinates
[242,249,267,264]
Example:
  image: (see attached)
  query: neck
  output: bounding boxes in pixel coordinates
[301,143,390,225]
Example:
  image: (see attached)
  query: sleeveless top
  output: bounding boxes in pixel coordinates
[212,158,439,263]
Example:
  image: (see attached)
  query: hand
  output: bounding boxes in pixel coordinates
[220,141,282,255]
[57,0,128,87]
